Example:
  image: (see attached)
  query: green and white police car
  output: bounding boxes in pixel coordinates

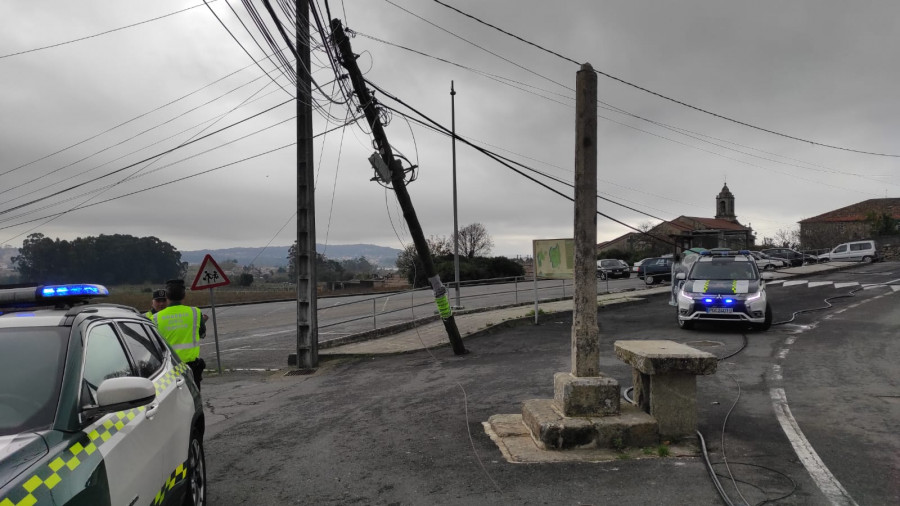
[675,251,774,331]
[0,284,205,506]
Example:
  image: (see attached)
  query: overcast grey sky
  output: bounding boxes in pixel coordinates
[1,0,897,259]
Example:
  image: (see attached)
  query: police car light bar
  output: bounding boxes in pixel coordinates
[699,250,751,256]
[40,284,109,299]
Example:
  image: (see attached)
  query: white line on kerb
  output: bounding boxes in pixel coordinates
[770,388,858,506]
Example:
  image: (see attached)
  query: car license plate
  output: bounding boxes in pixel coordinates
[708,307,732,313]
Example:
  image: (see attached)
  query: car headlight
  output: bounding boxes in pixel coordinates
[735,291,762,302]
[679,288,698,301]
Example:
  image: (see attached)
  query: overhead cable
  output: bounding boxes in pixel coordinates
[429,0,900,158]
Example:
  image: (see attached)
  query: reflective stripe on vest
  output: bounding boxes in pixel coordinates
[152,305,200,362]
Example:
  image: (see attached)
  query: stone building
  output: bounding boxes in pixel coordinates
[798,198,900,249]
[597,184,755,256]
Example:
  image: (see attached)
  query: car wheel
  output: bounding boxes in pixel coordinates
[862,256,873,263]
[677,312,694,330]
[183,430,207,506]
[624,273,630,279]
[645,275,655,285]
[597,271,607,280]
[764,264,775,271]
[753,303,772,332]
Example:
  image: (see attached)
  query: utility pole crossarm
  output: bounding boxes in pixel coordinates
[330,19,467,355]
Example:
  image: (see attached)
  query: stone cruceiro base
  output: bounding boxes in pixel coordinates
[553,372,620,417]
[522,398,658,450]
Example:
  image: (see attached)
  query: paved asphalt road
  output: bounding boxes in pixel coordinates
[200,262,899,505]
[202,275,649,370]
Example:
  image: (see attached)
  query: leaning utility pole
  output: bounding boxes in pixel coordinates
[295,0,318,369]
[331,19,467,355]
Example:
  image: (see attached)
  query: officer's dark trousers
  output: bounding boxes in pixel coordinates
[187,358,205,390]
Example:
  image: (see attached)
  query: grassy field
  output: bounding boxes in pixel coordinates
[104,285,296,311]
[103,281,411,311]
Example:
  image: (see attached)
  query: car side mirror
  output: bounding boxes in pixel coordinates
[676,272,686,280]
[82,377,156,420]
[761,272,775,281]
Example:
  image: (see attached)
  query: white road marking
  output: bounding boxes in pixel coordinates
[783,280,809,287]
[833,282,859,288]
[770,388,858,506]
[808,282,833,288]
[777,348,790,359]
[771,364,783,381]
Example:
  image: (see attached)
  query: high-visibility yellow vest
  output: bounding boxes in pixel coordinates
[153,304,201,362]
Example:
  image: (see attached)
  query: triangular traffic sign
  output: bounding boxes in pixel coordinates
[191,254,231,290]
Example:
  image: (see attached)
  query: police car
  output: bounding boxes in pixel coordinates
[675,251,774,331]
[0,284,205,506]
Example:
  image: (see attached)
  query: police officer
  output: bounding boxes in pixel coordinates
[144,288,168,319]
[152,279,207,388]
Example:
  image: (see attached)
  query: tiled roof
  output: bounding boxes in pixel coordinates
[678,216,750,231]
[799,198,900,223]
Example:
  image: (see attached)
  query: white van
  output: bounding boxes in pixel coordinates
[818,240,880,263]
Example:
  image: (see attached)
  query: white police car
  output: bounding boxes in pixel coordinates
[0,284,205,506]
[675,251,774,331]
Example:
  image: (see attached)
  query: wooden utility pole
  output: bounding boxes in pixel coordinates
[295,0,318,369]
[571,63,599,377]
[331,19,467,355]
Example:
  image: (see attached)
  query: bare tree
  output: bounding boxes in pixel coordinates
[456,223,494,259]
[396,235,453,285]
[773,227,800,249]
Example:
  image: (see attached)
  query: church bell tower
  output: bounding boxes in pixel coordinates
[715,183,736,222]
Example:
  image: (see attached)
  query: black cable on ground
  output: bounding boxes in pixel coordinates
[698,430,736,506]
[772,286,864,326]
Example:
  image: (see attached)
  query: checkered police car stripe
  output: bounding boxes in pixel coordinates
[0,363,191,506]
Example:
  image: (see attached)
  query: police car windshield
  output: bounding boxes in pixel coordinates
[0,328,68,436]
[691,261,756,280]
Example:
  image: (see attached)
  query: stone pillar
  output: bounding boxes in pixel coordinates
[571,62,600,378]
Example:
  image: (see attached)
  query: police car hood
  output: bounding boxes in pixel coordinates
[686,279,761,295]
[0,433,48,490]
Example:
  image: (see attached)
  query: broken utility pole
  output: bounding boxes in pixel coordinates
[330,19,467,355]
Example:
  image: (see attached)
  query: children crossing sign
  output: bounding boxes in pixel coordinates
[191,254,231,290]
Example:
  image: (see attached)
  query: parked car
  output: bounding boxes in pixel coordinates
[632,258,649,274]
[675,250,774,331]
[749,251,787,270]
[0,284,206,506]
[596,259,631,280]
[761,247,807,267]
[817,240,880,263]
[642,257,674,285]
[633,258,653,278]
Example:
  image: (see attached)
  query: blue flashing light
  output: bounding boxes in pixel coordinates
[703,298,714,304]
[724,298,734,304]
[39,284,109,299]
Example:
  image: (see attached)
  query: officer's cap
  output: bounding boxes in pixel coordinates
[152,289,167,300]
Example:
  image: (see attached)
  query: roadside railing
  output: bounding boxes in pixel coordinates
[317,275,578,334]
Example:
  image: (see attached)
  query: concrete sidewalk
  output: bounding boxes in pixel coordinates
[320,261,846,356]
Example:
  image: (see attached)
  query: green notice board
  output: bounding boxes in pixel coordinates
[532,238,575,279]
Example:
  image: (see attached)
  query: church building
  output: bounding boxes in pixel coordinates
[597,184,756,256]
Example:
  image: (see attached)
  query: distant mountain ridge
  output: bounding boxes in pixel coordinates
[179,244,401,268]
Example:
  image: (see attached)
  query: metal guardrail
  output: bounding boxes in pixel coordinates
[317,275,576,332]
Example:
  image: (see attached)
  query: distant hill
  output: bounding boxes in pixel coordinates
[179,244,402,268]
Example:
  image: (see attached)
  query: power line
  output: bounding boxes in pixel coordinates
[0,1,219,60]
[0,99,293,217]
[429,0,900,158]
[202,0,295,98]
[0,117,361,240]
[350,29,889,196]
[366,79,684,245]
